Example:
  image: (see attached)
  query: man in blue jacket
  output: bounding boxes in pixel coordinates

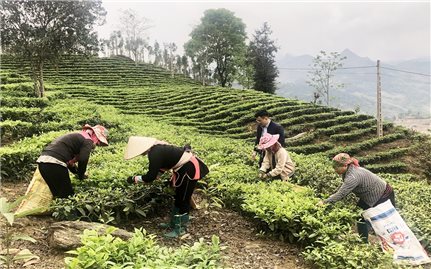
[252,110,285,167]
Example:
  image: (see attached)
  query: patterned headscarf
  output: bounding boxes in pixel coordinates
[332,153,360,167]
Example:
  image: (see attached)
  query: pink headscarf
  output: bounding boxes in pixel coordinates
[81,129,99,145]
[81,124,109,146]
[332,153,360,167]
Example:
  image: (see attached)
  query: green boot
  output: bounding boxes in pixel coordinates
[164,213,188,238]
[181,213,189,229]
[158,207,179,229]
[357,221,369,244]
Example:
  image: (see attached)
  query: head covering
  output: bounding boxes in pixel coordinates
[82,124,109,146]
[332,153,360,167]
[258,133,280,150]
[124,136,158,160]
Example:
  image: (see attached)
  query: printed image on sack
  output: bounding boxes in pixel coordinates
[363,200,431,266]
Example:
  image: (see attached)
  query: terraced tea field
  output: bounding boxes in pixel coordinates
[1,54,430,268]
[2,55,429,178]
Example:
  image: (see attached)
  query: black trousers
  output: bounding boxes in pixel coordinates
[38,163,74,198]
[357,186,396,242]
[174,161,198,214]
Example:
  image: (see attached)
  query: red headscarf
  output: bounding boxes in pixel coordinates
[332,153,360,167]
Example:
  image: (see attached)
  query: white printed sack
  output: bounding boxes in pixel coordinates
[362,200,431,265]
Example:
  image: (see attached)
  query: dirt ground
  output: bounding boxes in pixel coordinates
[0,181,307,269]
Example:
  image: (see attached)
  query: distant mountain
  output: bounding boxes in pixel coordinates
[276,49,430,119]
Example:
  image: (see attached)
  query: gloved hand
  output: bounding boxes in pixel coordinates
[68,164,78,174]
[183,144,192,152]
[127,175,143,184]
[76,173,88,180]
[127,176,135,184]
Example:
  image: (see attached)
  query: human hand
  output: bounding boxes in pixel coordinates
[317,200,325,207]
[251,151,257,161]
[259,172,269,180]
[127,175,143,184]
[68,164,78,174]
[77,173,88,180]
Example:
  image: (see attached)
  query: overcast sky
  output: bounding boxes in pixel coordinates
[97,0,430,62]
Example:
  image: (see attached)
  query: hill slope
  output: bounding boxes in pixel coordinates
[2,54,431,268]
[277,49,431,119]
[2,54,430,179]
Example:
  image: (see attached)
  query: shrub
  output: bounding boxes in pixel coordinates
[65,229,222,268]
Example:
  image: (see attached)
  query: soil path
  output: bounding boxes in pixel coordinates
[1,182,307,269]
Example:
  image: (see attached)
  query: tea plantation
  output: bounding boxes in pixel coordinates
[1,54,430,268]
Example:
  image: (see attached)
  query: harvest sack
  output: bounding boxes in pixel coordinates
[15,168,53,216]
[362,200,431,265]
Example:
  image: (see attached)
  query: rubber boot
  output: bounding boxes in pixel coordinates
[357,221,369,243]
[181,213,190,229]
[158,207,179,229]
[164,213,187,238]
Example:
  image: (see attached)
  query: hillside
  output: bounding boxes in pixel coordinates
[277,49,431,120]
[1,54,431,268]
[2,54,430,180]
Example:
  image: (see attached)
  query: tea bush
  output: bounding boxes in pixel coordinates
[65,229,223,268]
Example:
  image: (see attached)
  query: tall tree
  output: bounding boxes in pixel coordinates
[110,30,122,55]
[0,0,106,97]
[119,9,151,64]
[175,55,182,74]
[236,47,254,89]
[248,22,279,94]
[146,45,153,63]
[153,41,162,66]
[181,55,189,77]
[185,8,247,87]
[163,42,177,77]
[185,38,210,85]
[306,51,346,106]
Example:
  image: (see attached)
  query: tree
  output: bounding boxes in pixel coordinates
[181,55,189,77]
[184,38,210,85]
[306,51,346,106]
[146,45,153,63]
[185,8,247,87]
[119,9,151,64]
[110,30,123,56]
[236,49,254,89]
[175,55,182,74]
[248,22,279,93]
[162,42,177,76]
[0,0,106,97]
[153,41,162,66]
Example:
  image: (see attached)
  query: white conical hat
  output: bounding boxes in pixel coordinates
[124,136,157,160]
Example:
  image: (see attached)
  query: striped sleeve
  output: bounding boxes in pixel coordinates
[325,174,358,204]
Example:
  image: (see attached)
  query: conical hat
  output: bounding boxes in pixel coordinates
[124,136,157,160]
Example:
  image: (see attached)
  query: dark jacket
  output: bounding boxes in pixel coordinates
[40,133,94,179]
[142,144,209,183]
[255,121,286,150]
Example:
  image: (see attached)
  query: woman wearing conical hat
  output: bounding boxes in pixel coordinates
[258,133,295,181]
[36,124,109,198]
[124,136,209,238]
